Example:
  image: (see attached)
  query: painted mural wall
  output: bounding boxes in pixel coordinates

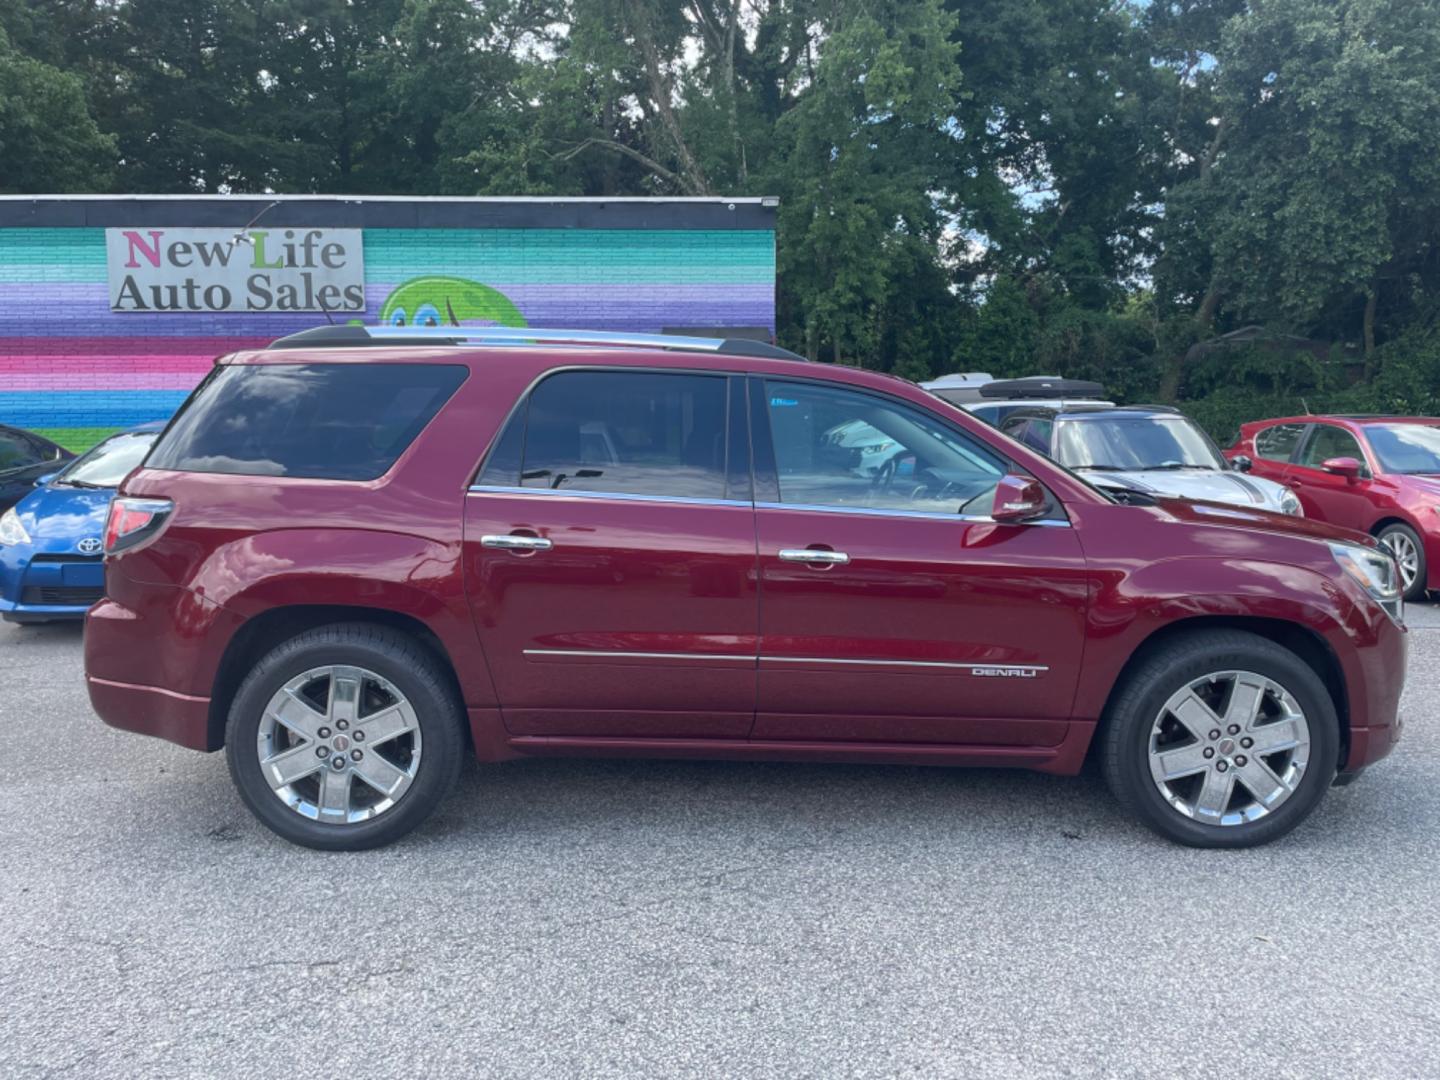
[0,225,776,451]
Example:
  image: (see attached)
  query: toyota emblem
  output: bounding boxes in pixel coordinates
[77,537,103,555]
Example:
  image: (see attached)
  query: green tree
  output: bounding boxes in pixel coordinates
[0,25,115,192]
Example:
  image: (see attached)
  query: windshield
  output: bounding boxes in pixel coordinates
[1054,415,1225,471]
[1364,424,1440,474]
[55,430,158,488]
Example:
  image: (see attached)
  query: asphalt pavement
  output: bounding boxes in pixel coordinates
[1,609,1436,1079]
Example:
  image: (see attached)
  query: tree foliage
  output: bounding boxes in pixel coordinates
[1,0,1438,436]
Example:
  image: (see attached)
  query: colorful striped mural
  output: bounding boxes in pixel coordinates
[0,213,776,451]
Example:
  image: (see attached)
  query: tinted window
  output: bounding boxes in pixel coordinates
[1004,417,1053,454]
[56,431,158,488]
[1298,424,1365,469]
[1254,423,1306,462]
[504,371,729,499]
[147,363,466,480]
[0,430,43,472]
[764,380,1005,515]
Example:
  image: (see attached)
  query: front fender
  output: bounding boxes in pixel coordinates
[1073,555,1386,725]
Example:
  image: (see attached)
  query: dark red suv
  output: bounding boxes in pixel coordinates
[86,327,1406,850]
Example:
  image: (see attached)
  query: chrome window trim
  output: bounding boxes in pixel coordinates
[469,484,750,508]
[754,500,1071,527]
[468,485,1069,524]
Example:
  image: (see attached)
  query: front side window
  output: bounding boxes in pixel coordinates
[147,363,466,480]
[764,380,1005,515]
[1297,424,1366,470]
[54,430,158,489]
[1365,424,1440,475]
[1254,423,1306,462]
[1054,415,1226,472]
[487,370,731,499]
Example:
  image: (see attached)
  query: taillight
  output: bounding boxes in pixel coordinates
[104,497,174,555]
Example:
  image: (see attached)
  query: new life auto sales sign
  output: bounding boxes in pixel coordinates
[106,228,365,313]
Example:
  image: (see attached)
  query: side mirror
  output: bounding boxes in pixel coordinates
[990,473,1050,523]
[1231,455,1253,473]
[34,472,59,487]
[1322,456,1363,482]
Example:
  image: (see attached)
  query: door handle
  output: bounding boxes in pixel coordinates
[1288,479,1303,488]
[778,548,849,565]
[482,534,553,552]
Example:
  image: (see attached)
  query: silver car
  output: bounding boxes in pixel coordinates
[1000,405,1303,515]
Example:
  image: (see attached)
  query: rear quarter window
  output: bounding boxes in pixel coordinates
[146,363,466,480]
[1254,422,1306,462]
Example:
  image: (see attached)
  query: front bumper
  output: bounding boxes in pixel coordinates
[1337,601,1407,775]
[0,547,105,622]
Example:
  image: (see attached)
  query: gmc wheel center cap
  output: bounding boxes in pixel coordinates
[1219,737,1237,756]
[332,734,350,752]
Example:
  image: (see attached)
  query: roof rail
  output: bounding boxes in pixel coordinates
[267,324,806,361]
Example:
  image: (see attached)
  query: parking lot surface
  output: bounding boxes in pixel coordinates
[1,611,1436,1079]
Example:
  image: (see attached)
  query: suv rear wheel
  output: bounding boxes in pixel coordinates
[225,624,464,850]
[1100,630,1339,848]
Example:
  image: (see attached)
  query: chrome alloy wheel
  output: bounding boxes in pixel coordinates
[1148,670,1311,827]
[1382,530,1421,593]
[256,665,422,824]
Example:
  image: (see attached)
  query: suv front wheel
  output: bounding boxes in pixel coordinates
[1101,630,1339,848]
[225,624,465,850]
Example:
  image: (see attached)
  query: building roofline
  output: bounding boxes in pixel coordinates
[0,194,779,230]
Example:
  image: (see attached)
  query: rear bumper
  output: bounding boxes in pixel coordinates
[86,673,213,752]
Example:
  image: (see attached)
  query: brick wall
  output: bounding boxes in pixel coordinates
[0,209,776,451]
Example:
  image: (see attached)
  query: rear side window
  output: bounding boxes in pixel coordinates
[147,363,466,480]
[1254,423,1306,462]
[480,370,731,499]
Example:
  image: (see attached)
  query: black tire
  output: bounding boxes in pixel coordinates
[1376,522,1427,602]
[225,623,465,850]
[1100,629,1339,848]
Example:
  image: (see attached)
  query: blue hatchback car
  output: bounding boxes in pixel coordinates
[0,423,164,623]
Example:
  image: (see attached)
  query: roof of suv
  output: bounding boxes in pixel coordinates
[265,324,809,363]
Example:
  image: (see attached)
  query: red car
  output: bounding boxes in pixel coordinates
[85,327,1406,850]
[1229,414,1440,600]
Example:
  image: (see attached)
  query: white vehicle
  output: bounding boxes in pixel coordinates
[922,374,1115,426]
[1000,404,1303,516]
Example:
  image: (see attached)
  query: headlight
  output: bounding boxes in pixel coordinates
[1330,541,1402,620]
[1279,489,1303,516]
[0,508,30,546]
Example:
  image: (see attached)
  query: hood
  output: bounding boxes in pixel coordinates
[10,483,112,555]
[1394,474,1440,499]
[1154,495,1373,547]
[1085,468,1293,512]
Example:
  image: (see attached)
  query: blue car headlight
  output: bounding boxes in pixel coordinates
[0,508,30,546]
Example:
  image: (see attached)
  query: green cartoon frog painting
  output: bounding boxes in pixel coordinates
[378,276,527,328]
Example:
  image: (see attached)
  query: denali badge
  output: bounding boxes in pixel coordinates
[971,665,1046,678]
